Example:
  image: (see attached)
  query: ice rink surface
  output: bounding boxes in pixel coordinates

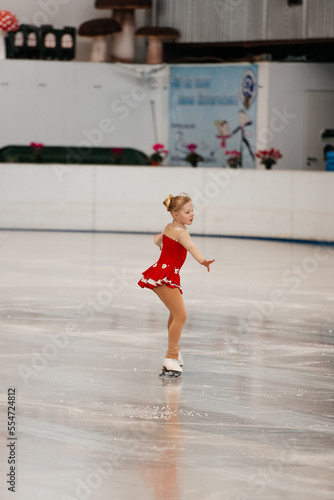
[0,231,333,500]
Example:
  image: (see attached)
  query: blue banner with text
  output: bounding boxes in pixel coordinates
[168,65,258,168]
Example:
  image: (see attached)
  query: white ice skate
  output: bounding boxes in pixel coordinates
[160,358,183,378]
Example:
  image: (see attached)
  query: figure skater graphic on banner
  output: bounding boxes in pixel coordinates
[214,120,232,149]
[232,110,255,166]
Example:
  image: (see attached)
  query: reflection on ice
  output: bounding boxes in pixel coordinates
[0,231,333,500]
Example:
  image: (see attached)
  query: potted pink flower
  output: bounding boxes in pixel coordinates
[30,142,44,162]
[111,147,123,164]
[255,148,282,169]
[184,143,204,167]
[225,150,241,168]
[149,143,168,166]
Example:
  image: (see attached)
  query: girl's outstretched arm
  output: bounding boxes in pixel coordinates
[178,231,215,272]
[154,233,163,248]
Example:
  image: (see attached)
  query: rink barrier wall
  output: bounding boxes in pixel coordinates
[0,227,333,246]
[0,164,333,243]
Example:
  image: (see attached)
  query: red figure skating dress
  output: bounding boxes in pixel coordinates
[138,235,187,294]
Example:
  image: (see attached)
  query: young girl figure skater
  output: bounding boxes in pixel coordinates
[138,194,215,377]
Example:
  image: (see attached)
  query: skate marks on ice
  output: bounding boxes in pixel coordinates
[0,232,333,500]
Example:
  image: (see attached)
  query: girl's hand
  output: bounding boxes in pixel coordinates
[201,259,215,272]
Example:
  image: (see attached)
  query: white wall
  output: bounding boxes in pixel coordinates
[0,164,333,242]
[0,61,168,156]
[2,61,334,172]
[256,63,334,171]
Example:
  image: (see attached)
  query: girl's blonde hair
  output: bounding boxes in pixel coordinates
[163,193,192,213]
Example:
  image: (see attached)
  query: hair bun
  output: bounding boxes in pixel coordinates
[163,194,173,212]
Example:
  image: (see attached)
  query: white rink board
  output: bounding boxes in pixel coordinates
[0,164,333,242]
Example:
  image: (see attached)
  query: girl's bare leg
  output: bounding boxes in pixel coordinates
[167,312,181,355]
[167,312,173,331]
[153,285,187,359]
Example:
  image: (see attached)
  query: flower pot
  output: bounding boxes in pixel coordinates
[227,159,239,168]
[263,160,275,169]
[151,160,160,166]
[185,148,203,167]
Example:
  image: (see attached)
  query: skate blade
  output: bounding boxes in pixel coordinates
[159,369,181,378]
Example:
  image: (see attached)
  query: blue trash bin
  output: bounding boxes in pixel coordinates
[326,151,334,171]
